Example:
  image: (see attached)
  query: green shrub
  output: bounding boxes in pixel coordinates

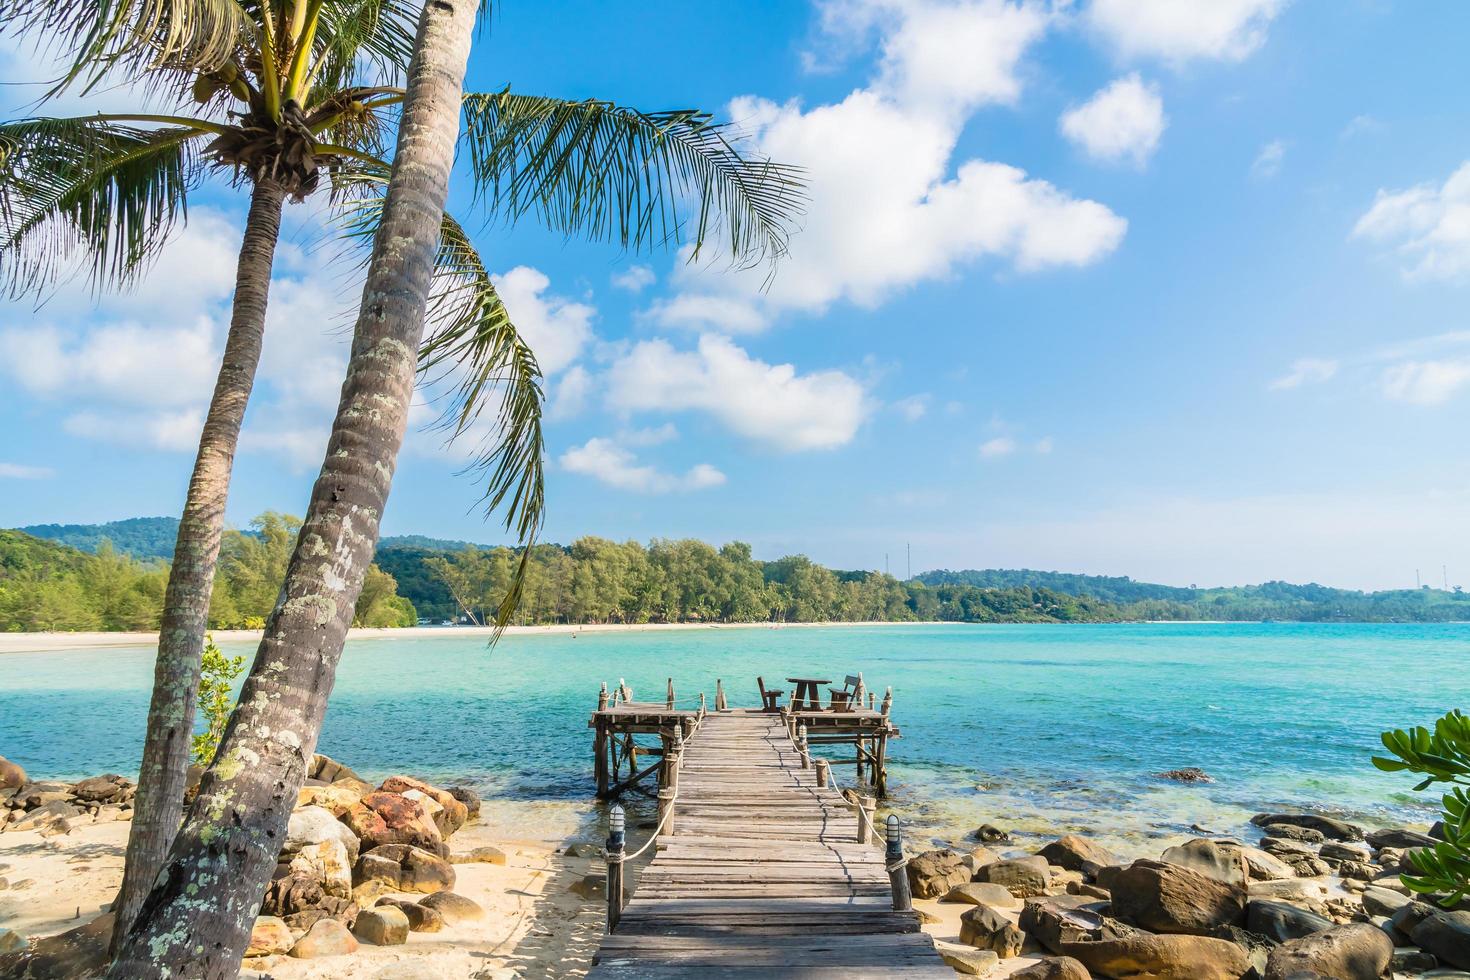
[191,636,246,766]
[1373,709,1470,906]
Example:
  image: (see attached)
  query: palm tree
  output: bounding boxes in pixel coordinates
[106,2,799,973]
[1,0,801,951]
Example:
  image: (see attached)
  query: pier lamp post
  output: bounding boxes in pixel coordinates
[886,814,912,911]
[606,805,626,931]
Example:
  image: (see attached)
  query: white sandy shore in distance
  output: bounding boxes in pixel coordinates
[0,620,931,655]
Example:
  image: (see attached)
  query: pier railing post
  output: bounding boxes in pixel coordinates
[797,724,810,769]
[815,758,829,788]
[606,805,626,931]
[715,678,727,711]
[885,814,912,911]
[666,677,675,710]
[856,793,877,844]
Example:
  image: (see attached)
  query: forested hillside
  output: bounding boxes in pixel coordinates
[20,517,181,561]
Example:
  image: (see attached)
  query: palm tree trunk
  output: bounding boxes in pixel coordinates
[107,1,478,974]
[111,177,287,950]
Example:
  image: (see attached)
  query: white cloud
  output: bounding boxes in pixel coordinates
[661,1,1124,328]
[606,335,867,452]
[1086,0,1287,64]
[559,438,725,494]
[1353,162,1470,281]
[1251,140,1285,179]
[1380,359,1470,406]
[0,319,220,406]
[1059,74,1166,167]
[0,463,54,479]
[618,423,679,447]
[492,266,594,375]
[647,293,771,334]
[893,394,930,421]
[1270,357,1338,390]
[63,408,206,452]
[548,365,594,421]
[979,436,1017,457]
[1034,435,1054,454]
[611,265,656,292]
[1340,115,1381,140]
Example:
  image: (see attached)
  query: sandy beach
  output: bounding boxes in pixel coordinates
[0,620,927,655]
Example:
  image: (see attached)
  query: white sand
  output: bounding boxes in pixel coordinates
[0,620,931,655]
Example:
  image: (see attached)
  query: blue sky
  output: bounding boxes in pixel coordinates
[3,0,1470,590]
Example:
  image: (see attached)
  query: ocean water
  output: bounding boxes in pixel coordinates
[3,623,1465,855]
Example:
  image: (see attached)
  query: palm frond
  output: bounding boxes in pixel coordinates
[460,91,806,268]
[0,0,249,99]
[0,116,209,294]
[336,176,545,629]
[308,0,418,98]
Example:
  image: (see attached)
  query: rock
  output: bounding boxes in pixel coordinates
[1393,947,1438,972]
[289,839,353,899]
[1319,841,1371,864]
[1264,922,1393,980]
[908,849,972,899]
[1156,768,1214,783]
[70,775,128,803]
[1217,842,1297,882]
[1247,900,1334,942]
[1262,824,1326,844]
[976,857,1050,898]
[1078,932,1252,980]
[342,793,445,857]
[935,941,1000,975]
[1041,835,1120,874]
[1360,886,1411,917]
[959,904,1024,957]
[246,916,294,957]
[1111,859,1247,935]
[354,852,402,889]
[1161,839,1249,888]
[289,917,358,958]
[419,890,485,925]
[1019,900,1136,952]
[352,906,409,946]
[1248,878,1329,906]
[1337,860,1376,882]
[262,874,326,917]
[1251,813,1365,842]
[37,817,72,838]
[569,873,605,900]
[453,845,508,865]
[1367,827,1438,850]
[563,841,601,858]
[1,912,112,977]
[94,803,128,823]
[1008,958,1091,980]
[1413,911,1470,969]
[378,898,446,933]
[361,843,455,894]
[973,824,1011,843]
[297,783,364,816]
[446,786,480,819]
[286,805,361,864]
[11,799,80,832]
[0,928,24,954]
[1067,881,1112,900]
[1260,836,1315,858]
[942,882,1021,909]
[915,907,941,924]
[1390,900,1439,939]
[309,754,363,785]
[0,757,24,790]
[380,775,469,837]
[965,845,1002,872]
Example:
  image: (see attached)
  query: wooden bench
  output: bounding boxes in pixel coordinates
[828,674,862,711]
[756,676,784,712]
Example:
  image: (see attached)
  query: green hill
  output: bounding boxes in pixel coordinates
[19,517,181,561]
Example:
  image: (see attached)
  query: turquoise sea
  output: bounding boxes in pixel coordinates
[2,623,1465,854]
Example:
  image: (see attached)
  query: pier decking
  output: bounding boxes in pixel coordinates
[586,706,950,978]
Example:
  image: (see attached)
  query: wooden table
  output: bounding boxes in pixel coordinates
[786,677,831,711]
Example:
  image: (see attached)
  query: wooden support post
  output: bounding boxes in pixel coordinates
[666,677,675,710]
[715,678,727,711]
[681,716,694,741]
[855,735,865,785]
[797,724,810,769]
[868,691,876,711]
[853,793,877,845]
[885,814,912,911]
[698,692,706,717]
[881,686,893,717]
[854,673,866,709]
[606,805,626,931]
[875,730,889,798]
[815,758,830,788]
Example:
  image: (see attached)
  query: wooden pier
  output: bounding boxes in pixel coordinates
[586,680,950,978]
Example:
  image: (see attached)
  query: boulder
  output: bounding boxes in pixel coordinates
[418,890,484,925]
[1319,841,1371,864]
[1412,910,1470,969]
[351,906,409,946]
[942,882,1021,909]
[0,757,24,790]
[1263,922,1393,980]
[1261,824,1325,844]
[1250,813,1365,842]
[1366,827,1438,850]
[976,857,1050,899]
[1020,900,1136,953]
[965,846,1002,874]
[569,873,605,899]
[342,793,444,857]
[289,839,353,899]
[1247,900,1334,942]
[309,754,362,785]
[935,941,1000,976]
[378,898,446,933]
[0,928,24,955]
[287,805,361,864]
[379,775,469,837]
[1155,767,1213,783]
[959,904,1024,957]
[1260,837,1315,858]
[11,800,79,832]
[1041,835,1120,874]
[1248,878,1329,906]
[70,775,128,803]
[1111,859,1246,935]
[1009,958,1091,980]
[1359,886,1410,917]
[262,874,326,918]
[1217,842,1297,882]
[245,916,294,958]
[907,849,972,900]
[297,783,363,816]
[452,845,507,866]
[1076,933,1252,980]
[973,823,1011,843]
[38,818,73,838]
[289,917,358,958]
[1389,900,1438,939]
[1160,839,1248,888]
[446,785,481,820]
[361,843,454,894]
[354,852,402,889]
